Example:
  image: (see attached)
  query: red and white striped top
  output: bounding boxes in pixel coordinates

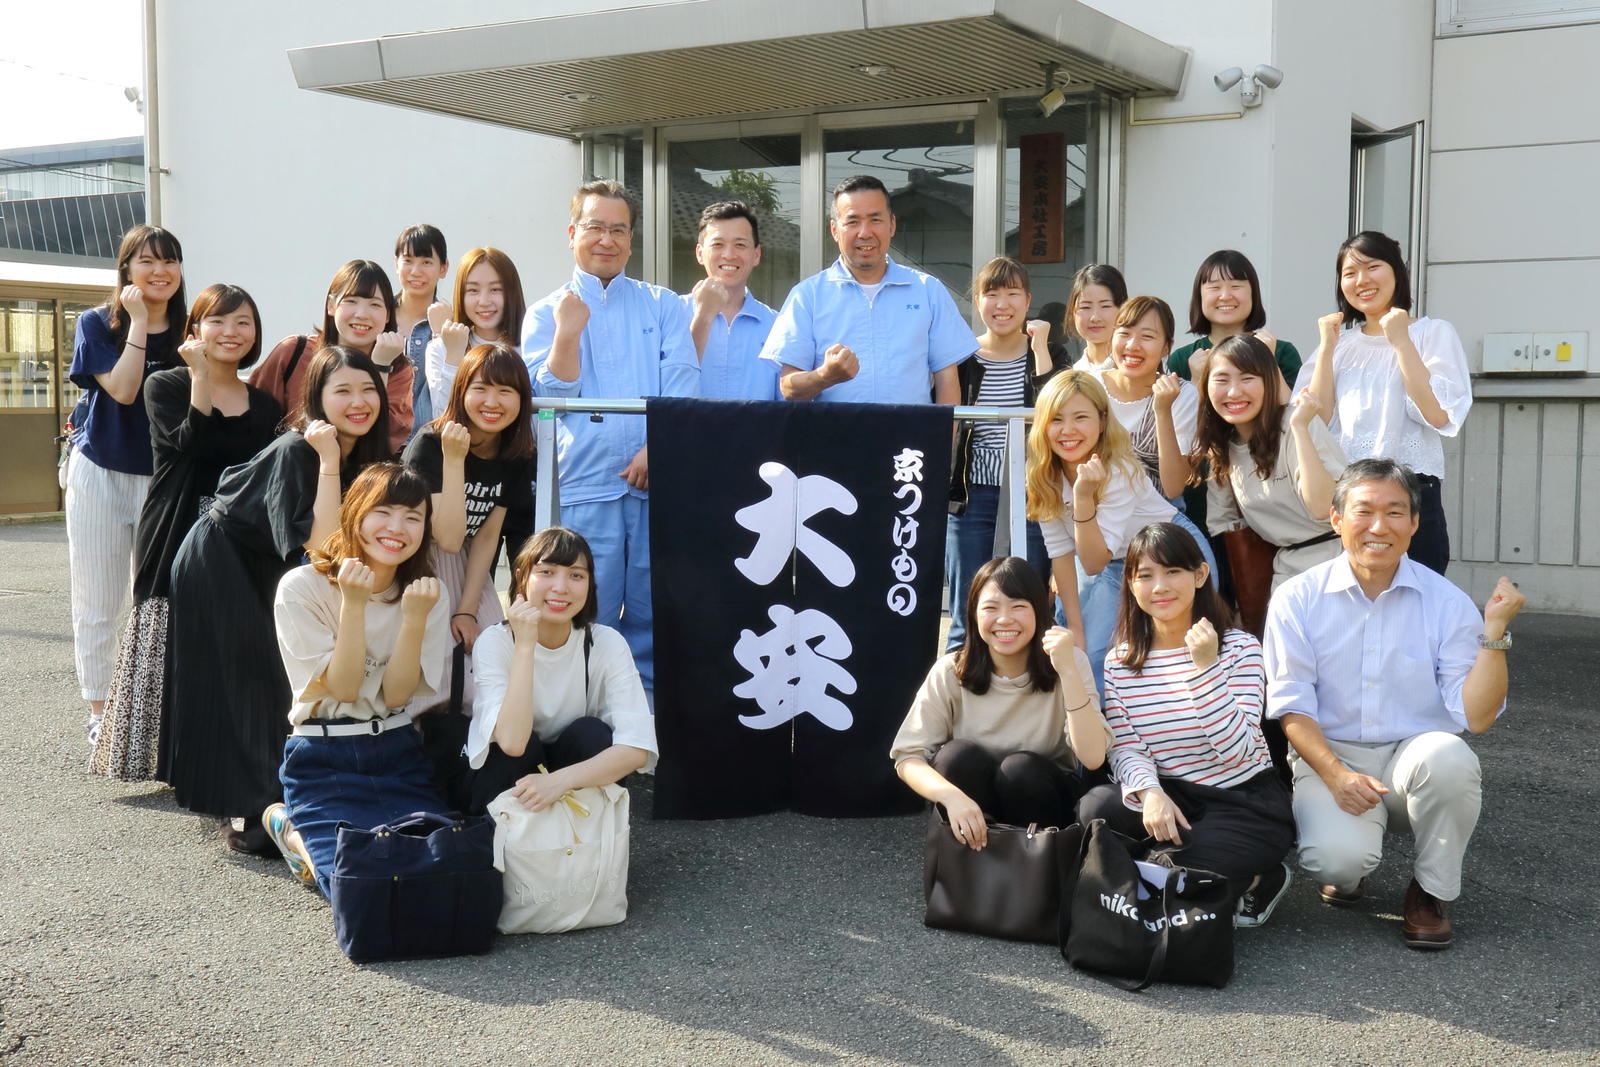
[1102,629,1269,807]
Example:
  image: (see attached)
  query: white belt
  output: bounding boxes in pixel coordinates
[292,710,416,738]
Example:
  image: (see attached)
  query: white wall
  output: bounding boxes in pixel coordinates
[152,2,591,343]
[1427,22,1600,373]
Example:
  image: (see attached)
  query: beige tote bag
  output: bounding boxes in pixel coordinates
[488,783,630,934]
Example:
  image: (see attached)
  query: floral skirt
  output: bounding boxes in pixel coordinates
[89,596,168,782]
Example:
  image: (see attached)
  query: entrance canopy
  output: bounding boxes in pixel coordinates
[286,0,1188,137]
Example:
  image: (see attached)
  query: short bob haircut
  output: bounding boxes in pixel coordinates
[287,345,395,469]
[569,179,639,231]
[183,283,265,369]
[1336,230,1412,328]
[431,341,534,460]
[1188,249,1267,334]
[108,225,187,341]
[1332,457,1421,517]
[1190,333,1286,483]
[697,200,761,247]
[1064,264,1127,339]
[451,247,527,349]
[1024,369,1142,522]
[954,556,1058,696]
[322,260,398,345]
[1113,522,1233,671]
[1113,294,1176,351]
[511,527,599,630]
[394,223,447,263]
[970,256,1031,302]
[310,463,435,602]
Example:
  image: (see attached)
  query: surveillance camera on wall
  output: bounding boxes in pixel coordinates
[1214,63,1283,108]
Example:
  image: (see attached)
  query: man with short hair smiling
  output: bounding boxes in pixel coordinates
[761,175,974,404]
[1263,458,1525,950]
[683,200,778,400]
[522,180,698,695]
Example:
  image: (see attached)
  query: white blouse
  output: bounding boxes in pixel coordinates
[1038,465,1177,562]
[1292,316,1471,478]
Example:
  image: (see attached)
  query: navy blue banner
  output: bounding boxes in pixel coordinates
[649,397,952,819]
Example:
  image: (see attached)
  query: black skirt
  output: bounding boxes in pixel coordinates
[157,514,293,818]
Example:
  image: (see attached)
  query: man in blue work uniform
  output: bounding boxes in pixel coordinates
[523,180,699,693]
[761,174,975,404]
[684,200,779,400]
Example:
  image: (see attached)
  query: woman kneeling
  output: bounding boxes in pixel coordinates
[892,557,1110,849]
[1077,522,1294,927]
[456,527,656,815]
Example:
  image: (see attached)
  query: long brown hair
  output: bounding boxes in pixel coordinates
[310,463,434,601]
[107,225,186,341]
[429,342,533,460]
[286,345,394,468]
[1191,333,1285,483]
[1112,523,1233,671]
[452,247,527,349]
[953,556,1057,695]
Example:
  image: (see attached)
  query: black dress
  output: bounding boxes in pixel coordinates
[159,431,323,817]
[92,371,281,781]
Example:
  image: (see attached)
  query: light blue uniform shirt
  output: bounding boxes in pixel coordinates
[679,289,778,401]
[523,267,699,506]
[759,256,976,404]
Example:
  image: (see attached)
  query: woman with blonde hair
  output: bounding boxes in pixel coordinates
[1025,370,1211,691]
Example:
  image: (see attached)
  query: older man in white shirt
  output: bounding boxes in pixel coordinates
[1264,458,1525,950]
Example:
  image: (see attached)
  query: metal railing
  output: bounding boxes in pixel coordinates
[531,399,1034,560]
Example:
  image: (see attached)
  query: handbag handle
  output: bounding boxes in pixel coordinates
[384,811,461,836]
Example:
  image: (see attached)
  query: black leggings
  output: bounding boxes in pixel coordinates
[1076,770,1294,894]
[933,739,1085,829]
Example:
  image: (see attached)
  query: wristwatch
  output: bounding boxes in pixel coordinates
[1477,631,1513,651]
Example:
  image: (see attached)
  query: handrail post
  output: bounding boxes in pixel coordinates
[992,415,1029,559]
[535,408,560,530]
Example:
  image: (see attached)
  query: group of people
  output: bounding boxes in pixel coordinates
[65,172,1521,954]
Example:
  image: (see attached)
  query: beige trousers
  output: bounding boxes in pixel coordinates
[1290,731,1481,901]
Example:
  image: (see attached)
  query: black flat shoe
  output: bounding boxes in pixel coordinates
[226,822,277,857]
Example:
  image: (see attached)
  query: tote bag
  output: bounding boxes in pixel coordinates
[1059,819,1234,989]
[328,811,502,963]
[923,810,1082,943]
[489,783,630,934]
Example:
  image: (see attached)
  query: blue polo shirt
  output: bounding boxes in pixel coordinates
[522,267,698,506]
[759,256,975,404]
[679,289,778,401]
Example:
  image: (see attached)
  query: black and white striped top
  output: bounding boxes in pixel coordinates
[969,353,1030,486]
[1101,629,1270,805]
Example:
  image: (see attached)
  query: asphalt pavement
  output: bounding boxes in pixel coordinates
[1,520,1595,1066]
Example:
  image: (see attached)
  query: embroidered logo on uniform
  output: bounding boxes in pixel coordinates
[643,326,655,334]
[906,304,920,310]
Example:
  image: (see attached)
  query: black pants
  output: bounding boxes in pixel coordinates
[421,713,614,815]
[1076,770,1294,894]
[933,739,1085,829]
[1411,474,1450,575]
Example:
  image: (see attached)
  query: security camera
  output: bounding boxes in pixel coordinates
[1253,64,1284,89]
[1213,67,1243,92]
[1214,63,1283,108]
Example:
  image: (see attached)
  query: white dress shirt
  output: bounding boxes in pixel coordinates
[1291,316,1471,478]
[1263,553,1499,742]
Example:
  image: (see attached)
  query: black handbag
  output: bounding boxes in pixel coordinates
[923,810,1083,943]
[328,811,503,963]
[1059,819,1234,989]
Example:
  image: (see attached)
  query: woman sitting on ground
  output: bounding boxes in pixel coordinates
[263,463,450,892]
[1076,522,1295,928]
[455,526,656,816]
[892,556,1110,848]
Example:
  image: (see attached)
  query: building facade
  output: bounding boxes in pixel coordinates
[147,0,1598,611]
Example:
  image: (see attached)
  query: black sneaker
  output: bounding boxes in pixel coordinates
[1235,861,1292,928]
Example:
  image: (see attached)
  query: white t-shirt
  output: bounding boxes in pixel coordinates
[469,621,658,773]
[273,564,450,726]
[1037,465,1177,561]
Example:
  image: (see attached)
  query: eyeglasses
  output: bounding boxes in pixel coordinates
[576,221,632,239]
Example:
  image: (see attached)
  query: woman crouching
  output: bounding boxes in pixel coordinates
[263,463,450,892]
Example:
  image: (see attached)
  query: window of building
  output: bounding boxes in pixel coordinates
[1437,0,1600,35]
[1350,121,1426,307]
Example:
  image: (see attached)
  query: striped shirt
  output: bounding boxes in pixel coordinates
[1101,629,1269,807]
[969,353,1030,485]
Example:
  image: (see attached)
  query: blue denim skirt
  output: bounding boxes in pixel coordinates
[280,725,447,897]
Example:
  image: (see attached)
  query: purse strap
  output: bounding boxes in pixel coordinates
[450,641,466,714]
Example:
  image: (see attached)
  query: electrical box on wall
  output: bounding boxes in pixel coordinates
[1482,332,1588,374]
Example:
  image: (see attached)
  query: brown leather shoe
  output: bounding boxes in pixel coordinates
[1318,878,1366,906]
[1402,879,1453,950]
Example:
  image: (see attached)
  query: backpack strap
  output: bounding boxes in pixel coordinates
[280,334,310,392]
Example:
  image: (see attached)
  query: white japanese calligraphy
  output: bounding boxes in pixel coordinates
[731,605,857,731]
[733,461,858,587]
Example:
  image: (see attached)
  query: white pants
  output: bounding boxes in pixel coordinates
[65,452,147,701]
[1290,731,1481,901]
